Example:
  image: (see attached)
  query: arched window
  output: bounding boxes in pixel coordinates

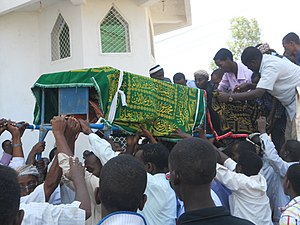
[100,7,131,53]
[51,14,70,61]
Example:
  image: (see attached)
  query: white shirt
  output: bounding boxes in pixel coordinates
[20,183,61,205]
[20,201,85,225]
[98,211,147,225]
[261,158,289,223]
[216,158,273,225]
[138,173,177,225]
[9,156,25,169]
[259,133,296,178]
[86,133,177,225]
[257,54,300,120]
[186,80,197,88]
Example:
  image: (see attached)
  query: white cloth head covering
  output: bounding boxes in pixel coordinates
[16,165,40,177]
[149,65,163,74]
[194,69,209,79]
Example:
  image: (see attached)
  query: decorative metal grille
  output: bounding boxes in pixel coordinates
[110,136,127,151]
[100,7,131,53]
[51,14,71,61]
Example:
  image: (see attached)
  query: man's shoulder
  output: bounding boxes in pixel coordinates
[179,207,255,225]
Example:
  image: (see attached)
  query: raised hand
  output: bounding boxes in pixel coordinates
[65,117,81,141]
[0,118,7,135]
[6,120,20,138]
[51,116,67,136]
[31,141,46,154]
[256,116,267,134]
[172,128,192,139]
[78,119,92,135]
[65,157,85,182]
[140,124,157,143]
[17,121,29,138]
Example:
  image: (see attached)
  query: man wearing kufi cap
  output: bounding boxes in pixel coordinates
[149,65,172,83]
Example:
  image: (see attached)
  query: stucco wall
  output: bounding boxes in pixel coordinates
[0,0,155,158]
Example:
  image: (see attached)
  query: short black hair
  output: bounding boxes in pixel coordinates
[173,73,186,83]
[139,143,169,171]
[283,32,300,45]
[241,46,263,65]
[100,155,147,213]
[237,150,262,176]
[213,48,233,61]
[0,165,21,224]
[235,141,256,154]
[286,163,300,195]
[211,68,224,78]
[2,139,11,150]
[285,140,300,161]
[169,137,217,185]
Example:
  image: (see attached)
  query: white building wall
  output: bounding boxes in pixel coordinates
[0,12,40,152]
[38,0,84,74]
[0,0,157,158]
[80,0,155,76]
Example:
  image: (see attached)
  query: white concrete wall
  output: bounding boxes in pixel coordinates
[39,0,84,74]
[81,0,155,76]
[0,0,157,159]
[0,11,40,155]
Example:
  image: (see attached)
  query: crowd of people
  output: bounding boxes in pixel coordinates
[1,32,300,225]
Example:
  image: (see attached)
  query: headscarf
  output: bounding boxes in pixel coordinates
[16,164,40,177]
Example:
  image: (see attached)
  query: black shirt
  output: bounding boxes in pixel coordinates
[178,206,255,225]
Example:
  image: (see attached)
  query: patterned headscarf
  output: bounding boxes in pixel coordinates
[257,43,270,54]
[16,165,40,177]
[194,69,209,79]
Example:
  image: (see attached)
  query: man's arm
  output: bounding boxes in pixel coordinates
[66,157,91,219]
[43,155,62,202]
[217,88,266,102]
[257,116,290,177]
[26,141,46,165]
[79,119,117,165]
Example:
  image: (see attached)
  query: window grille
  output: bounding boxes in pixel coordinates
[100,7,131,53]
[51,14,71,61]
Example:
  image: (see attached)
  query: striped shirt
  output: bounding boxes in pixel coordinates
[280,196,300,225]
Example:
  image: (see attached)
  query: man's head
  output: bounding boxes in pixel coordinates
[241,46,263,73]
[194,69,209,89]
[83,150,102,177]
[282,32,300,57]
[149,65,164,80]
[0,165,24,225]
[280,140,300,162]
[2,139,12,155]
[283,163,300,198]
[16,165,40,197]
[232,141,257,162]
[210,69,224,88]
[213,48,235,72]
[168,137,217,201]
[235,149,263,176]
[135,143,169,174]
[97,155,147,216]
[173,72,187,86]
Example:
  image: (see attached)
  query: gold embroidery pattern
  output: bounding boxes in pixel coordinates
[108,72,206,137]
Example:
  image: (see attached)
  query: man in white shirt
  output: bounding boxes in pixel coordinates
[96,155,147,225]
[216,148,273,225]
[135,143,177,225]
[218,47,300,140]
